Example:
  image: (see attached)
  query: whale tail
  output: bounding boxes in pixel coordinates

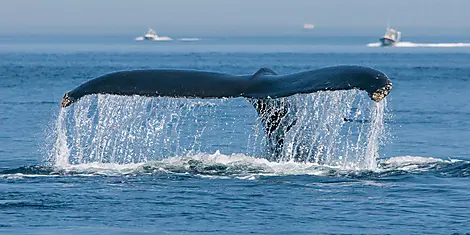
[60,66,392,162]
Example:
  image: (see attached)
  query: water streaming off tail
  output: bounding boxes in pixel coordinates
[262,90,387,169]
[48,91,388,170]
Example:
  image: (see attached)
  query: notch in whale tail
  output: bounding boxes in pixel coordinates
[248,68,294,136]
[252,67,278,77]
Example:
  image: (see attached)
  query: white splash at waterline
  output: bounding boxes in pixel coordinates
[49,91,388,171]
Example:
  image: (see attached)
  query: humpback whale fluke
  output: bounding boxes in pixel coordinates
[60,65,392,162]
[61,65,392,108]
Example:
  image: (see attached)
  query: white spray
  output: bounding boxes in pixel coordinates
[49,91,387,170]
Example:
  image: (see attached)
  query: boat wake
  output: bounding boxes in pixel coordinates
[135,36,173,41]
[367,42,470,47]
[135,37,201,41]
[1,152,468,179]
[177,38,201,41]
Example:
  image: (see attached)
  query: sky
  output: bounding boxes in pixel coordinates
[0,0,469,36]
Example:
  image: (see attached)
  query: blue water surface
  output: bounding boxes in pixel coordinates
[0,35,469,234]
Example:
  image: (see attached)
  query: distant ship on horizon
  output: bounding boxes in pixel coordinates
[136,28,172,41]
[303,24,315,29]
[379,26,401,47]
[143,28,158,40]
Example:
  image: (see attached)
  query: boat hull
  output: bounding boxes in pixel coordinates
[379,38,396,47]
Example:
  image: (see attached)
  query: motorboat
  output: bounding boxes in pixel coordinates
[379,27,401,47]
[143,28,158,40]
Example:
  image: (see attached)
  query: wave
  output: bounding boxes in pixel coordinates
[367,42,470,48]
[1,152,468,179]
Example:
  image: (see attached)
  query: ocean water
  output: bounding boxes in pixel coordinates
[0,35,469,234]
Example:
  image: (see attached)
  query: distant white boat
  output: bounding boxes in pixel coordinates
[136,28,172,41]
[144,28,158,40]
[379,27,401,47]
[303,24,315,29]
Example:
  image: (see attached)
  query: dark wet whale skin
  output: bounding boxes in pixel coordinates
[62,65,392,105]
